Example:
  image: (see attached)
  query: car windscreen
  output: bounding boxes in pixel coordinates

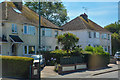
[116,53,120,55]
[32,55,42,60]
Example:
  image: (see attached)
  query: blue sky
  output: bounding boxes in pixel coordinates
[0,1,118,27]
[63,2,118,27]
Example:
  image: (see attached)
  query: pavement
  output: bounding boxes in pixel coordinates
[41,63,120,78]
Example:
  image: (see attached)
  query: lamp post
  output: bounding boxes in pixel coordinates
[38,0,41,80]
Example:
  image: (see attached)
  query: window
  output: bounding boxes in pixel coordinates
[24,25,27,34]
[24,46,35,55]
[42,28,45,36]
[94,32,96,38]
[104,34,107,39]
[24,46,27,54]
[96,32,100,38]
[29,46,35,54]
[42,28,52,37]
[12,24,17,33]
[108,34,110,40]
[23,25,35,35]
[88,32,92,38]
[55,31,58,37]
[104,46,107,52]
[101,33,107,39]
[0,45,1,54]
[45,29,52,37]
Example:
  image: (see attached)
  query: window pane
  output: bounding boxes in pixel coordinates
[24,25,27,34]
[108,34,110,40]
[42,28,45,36]
[55,31,58,37]
[24,46,27,54]
[0,45,1,54]
[12,24,14,32]
[14,24,17,32]
[28,26,35,35]
[94,32,96,38]
[45,28,52,37]
[88,32,91,38]
[29,46,35,54]
[96,32,99,38]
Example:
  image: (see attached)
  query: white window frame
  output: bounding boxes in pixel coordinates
[23,25,35,35]
[12,24,17,33]
[23,45,36,55]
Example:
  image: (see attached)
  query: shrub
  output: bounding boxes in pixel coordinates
[84,46,94,52]
[71,47,83,56]
[1,56,33,78]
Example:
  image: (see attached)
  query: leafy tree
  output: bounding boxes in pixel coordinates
[25,2,69,26]
[111,33,120,54]
[104,22,120,55]
[57,33,79,51]
[104,22,120,34]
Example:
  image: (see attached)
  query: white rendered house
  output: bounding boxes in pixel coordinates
[61,13,112,55]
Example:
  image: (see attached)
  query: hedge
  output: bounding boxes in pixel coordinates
[1,56,34,78]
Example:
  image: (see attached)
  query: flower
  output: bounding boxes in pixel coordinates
[51,58,54,60]
[47,60,50,62]
[54,58,56,60]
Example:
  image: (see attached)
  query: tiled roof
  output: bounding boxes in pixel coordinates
[1,2,60,29]
[62,14,111,33]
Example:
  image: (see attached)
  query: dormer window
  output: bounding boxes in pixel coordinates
[12,24,17,33]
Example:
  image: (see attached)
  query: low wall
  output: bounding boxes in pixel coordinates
[58,63,87,74]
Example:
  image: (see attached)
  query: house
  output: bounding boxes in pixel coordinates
[0,2,61,56]
[61,13,112,55]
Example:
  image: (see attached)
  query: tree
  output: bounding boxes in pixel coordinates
[25,2,69,26]
[57,33,79,51]
[111,33,120,54]
[104,22,120,55]
[104,22,120,34]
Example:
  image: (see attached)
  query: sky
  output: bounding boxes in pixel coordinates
[63,2,118,27]
[0,0,118,27]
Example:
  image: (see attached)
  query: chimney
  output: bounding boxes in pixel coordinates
[80,13,88,22]
[13,2,22,10]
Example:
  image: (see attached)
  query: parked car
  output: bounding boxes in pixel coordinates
[31,55,45,68]
[114,51,120,60]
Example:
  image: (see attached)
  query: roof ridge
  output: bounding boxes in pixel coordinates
[79,17,88,29]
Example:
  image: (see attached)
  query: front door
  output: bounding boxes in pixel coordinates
[12,44,17,56]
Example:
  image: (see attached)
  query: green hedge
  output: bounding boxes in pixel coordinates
[1,56,34,78]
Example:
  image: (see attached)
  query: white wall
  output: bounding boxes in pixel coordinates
[62,29,112,55]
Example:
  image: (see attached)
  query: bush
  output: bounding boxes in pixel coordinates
[84,46,94,52]
[1,56,33,78]
[84,46,110,55]
[84,46,110,70]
